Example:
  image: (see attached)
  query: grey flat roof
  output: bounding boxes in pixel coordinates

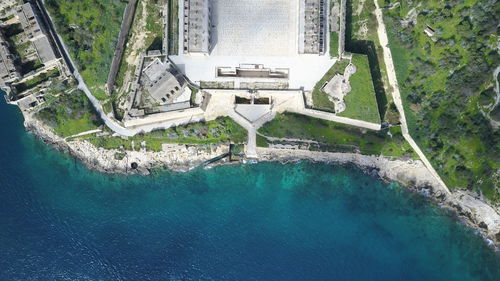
[22,3,35,19]
[0,44,12,78]
[0,35,19,82]
[146,71,182,101]
[301,0,326,54]
[18,3,44,39]
[143,59,165,81]
[185,0,211,53]
[143,59,184,103]
[210,0,298,57]
[0,61,11,81]
[157,101,191,112]
[33,36,57,63]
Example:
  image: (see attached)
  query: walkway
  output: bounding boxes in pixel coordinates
[64,128,102,140]
[373,0,450,193]
[298,109,382,131]
[228,110,258,158]
[489,66,500,129]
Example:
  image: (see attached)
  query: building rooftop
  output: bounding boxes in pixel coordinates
[143,59,166,81]
[16,3,58,64]
[142,58,185,104]
[0,33,20,86]
[300,0,327,54]
[33,36,57,64]
[17,3,44,40]
[184,0,211,54]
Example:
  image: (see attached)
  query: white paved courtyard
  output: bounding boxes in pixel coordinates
[212,0,298,57]
[171,0,336,90]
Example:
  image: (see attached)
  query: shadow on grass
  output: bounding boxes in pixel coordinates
[147,37,163,52]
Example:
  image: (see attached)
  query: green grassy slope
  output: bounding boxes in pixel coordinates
[381,0,499,201]
[45,0,126,99]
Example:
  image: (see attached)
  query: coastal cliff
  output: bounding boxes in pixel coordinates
[23,113,500,250]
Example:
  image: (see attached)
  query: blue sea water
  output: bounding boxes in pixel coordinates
[0,95,499,281]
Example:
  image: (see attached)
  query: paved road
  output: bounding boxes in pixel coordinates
[490,66,500,128]
[373,0,450,193]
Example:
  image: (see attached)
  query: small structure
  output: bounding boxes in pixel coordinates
[234,93,272,122]
[424,25,437,42]
[322,63,356,114]
[125,55,193,119]
[217,64,289,79]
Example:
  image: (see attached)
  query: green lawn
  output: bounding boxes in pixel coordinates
[338,54,381,123]
[312,54,381,124]
[330,32,339,57]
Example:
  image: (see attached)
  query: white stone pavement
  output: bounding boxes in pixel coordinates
[228,110,258,158]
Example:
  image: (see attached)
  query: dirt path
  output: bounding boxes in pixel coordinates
[372,0,450,194]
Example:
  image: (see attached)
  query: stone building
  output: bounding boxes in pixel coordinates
[17,3,58,64]
[0,32,21,89]
[142,58,185,104]
[183,0,212,54]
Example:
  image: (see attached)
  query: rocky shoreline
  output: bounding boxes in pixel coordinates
[24,114,500,250]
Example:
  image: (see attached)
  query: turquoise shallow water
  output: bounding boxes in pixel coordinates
[0,96,499,280]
